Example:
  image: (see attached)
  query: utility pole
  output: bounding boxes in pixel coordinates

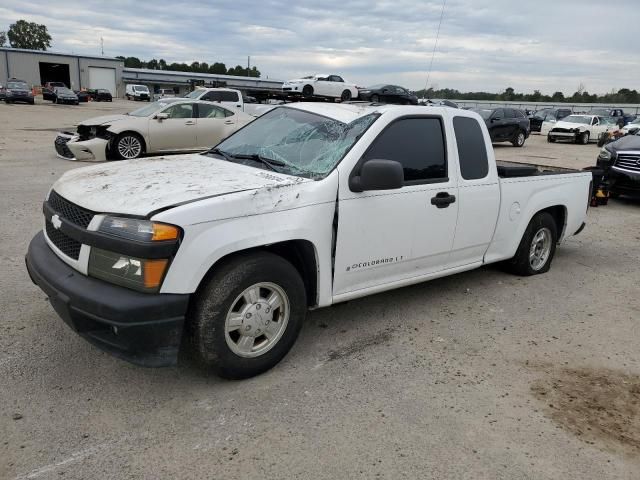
[100,37,104,56]
[247,55,250,77]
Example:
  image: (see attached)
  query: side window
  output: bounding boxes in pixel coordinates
[220,91,239,102]
[515,110,525,118]
[493,109,504,119]
[202,91,220,102]
[164,103,194,119]
[333,76,344,82]
[198,103,227,118]
[362,117,446,183]
[504,109,516,119]
[453,116,489,180]
[592,117,599,126]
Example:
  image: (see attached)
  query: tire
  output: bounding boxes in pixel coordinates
[371,94,380,103]
[113,132,144,160]
[56,98,61,104]
[579,131,590,144]
[609,192,620,199]
[506,212,557,276]
[189,252,306,379]
[511,130,526,147]
[547,135,556,143]
[341,89,352,101]
[302,85,313,97]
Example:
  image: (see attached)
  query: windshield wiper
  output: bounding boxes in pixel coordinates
[228,153,286,172]
[208,147,234,162]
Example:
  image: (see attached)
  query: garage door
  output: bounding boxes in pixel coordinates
[88,67,116,96]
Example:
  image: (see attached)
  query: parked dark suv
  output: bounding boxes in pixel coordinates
[4,78,34,104]
[472,107,531,147]
[529,108,572,132]
[597,132,640,198]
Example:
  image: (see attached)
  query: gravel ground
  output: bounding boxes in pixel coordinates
[1,99,639,480]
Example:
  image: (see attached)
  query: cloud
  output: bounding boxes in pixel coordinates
[2,0,639,94]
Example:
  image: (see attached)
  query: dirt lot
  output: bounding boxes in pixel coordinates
[1,99,639,480]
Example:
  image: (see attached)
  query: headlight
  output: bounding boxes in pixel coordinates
[98,216,180,242]
[598,148,612,161]
[88,248,168,293]
[87,217,181,292]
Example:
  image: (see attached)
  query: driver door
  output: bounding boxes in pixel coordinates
[333,115,458,297]
[147,103,197,152]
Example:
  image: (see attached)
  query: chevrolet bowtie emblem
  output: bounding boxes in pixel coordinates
[51,214,62,229]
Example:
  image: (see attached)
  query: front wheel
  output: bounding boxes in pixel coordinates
[579,131,590,144]
[506,212,557,276]
[302,85,313,97]
[511,130,526,147]
[189,252,306,379]
[547,135,556,143]
[113,132,144,160]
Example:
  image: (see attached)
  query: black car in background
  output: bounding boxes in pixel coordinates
[4,78,34,104]
[472,107,531,147]
[529,108,572,132]
[87,89,113,102]
[51,87,79,105]
[597,131,640,197]
[74,90,90,102]
[42,81,67,101]
[357,84,418,104]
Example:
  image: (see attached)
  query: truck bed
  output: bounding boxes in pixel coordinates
[496,160,578,178]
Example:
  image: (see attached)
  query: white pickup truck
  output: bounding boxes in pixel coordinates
[183,88,273,117]
[26,103,592,379]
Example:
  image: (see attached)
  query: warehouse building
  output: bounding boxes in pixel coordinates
[1,47,284,100]
[0,47,124,96]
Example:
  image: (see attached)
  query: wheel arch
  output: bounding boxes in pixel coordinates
[194,240,319,308]
[537,205,567,241]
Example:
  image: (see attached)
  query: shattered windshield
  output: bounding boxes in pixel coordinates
[211,107,379,179]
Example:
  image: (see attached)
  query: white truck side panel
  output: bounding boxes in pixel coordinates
[483,173,591,264]
[155,173,339,307]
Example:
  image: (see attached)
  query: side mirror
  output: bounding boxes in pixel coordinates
[491,117,501,122]
[349,159,404,192]
[155,113,169,120]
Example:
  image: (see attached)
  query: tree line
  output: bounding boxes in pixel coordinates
[415,85,640,104]
[115,56,261,78]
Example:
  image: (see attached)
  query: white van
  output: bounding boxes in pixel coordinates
[125,84,150,101]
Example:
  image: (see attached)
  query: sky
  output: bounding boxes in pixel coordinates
[1,0,639,95]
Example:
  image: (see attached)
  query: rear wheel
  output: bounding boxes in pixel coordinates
[341,89,352,101]
[189,252,306,379]
[506,212,557,276]
[302,85,313,97]
[511,130,526,147]
[371,94,380,103]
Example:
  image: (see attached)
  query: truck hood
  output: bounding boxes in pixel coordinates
[78,114,130,126]
[52,154,311,216]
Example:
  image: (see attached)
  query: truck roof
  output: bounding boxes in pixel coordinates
[284,102,448,124]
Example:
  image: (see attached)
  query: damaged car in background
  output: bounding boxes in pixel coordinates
[54,98,256,161]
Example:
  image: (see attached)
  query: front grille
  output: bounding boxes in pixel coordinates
[47,191,95,228]
[551,128,575,134]
[54,136,75,159]
[45,220,81,260]
[615,153,640,173]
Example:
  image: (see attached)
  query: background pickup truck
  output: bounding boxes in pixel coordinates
[26,103,592,379]
[183,87,274,117]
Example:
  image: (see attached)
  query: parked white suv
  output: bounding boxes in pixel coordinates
[282,74,359,101]
[125,84,151,101]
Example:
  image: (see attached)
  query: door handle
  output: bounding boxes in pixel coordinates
[224,120,234,125]
[430,192,456,208]
[185,121,195,125]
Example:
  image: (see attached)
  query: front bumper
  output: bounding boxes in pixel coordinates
[54,132,109,161]
[57,97,79,104]
[6,93,34,103]
[608,167,640,197]
[26,232,190,367]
